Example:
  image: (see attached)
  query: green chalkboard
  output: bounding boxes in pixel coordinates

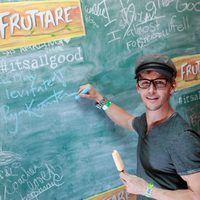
[0,0,200,199]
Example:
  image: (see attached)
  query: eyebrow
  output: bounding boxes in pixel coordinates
[138,71,167,79]
[138,75,167,80]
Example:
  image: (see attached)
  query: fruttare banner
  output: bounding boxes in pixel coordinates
[173,54,200,90]
[0,0,85,51]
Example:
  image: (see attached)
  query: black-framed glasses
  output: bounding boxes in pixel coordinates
[137,78,168,89]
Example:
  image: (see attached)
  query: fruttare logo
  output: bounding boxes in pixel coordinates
[0,7,75,39]
[181,60,200,81]
[173,54,200,90]
[0,0,85,51]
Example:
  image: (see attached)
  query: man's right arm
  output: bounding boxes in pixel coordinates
[104,102,135,131]
[77,84,135,131]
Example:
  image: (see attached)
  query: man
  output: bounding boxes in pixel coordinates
[77,54,200,200]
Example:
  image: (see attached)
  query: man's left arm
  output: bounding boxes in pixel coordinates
[120,172,200,200]
[152,172,200,200]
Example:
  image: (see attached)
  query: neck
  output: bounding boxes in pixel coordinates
[146,104,174,131]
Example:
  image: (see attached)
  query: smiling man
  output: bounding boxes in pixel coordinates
[77,54,200,200]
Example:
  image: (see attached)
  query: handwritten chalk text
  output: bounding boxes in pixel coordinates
[0,161,64,200]
[176,0,200,12]
[0,47,83,73]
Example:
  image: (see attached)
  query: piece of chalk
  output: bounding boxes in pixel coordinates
[75,86,90,100]
[112,150,125,172]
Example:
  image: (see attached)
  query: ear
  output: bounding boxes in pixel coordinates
[170,80,176,95]
[170,90,174,95]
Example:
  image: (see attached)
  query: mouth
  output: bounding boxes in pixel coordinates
[146,96,159,101]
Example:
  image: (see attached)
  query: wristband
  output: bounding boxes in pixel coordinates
[102,101,111,111]
[96,96,108,109]
[145,183,154,198]
[96,97,111,110]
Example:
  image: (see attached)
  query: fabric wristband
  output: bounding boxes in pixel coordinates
[145,183,154,198]
[102,101,111,111]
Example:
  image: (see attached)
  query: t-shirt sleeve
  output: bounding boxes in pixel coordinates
[132,113,147,137]
[169,129,200,176]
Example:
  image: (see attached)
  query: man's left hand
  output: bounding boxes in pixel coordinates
[119,172,147,195]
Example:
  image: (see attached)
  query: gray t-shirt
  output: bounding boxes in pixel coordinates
[132,112,200,200]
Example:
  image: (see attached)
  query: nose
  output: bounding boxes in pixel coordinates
[148,82,157,94]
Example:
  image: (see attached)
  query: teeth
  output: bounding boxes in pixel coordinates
[147,97,158,100]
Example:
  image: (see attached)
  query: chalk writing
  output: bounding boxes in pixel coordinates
[84,0,193,52]
[0,67,78,134]
[19,40,65,54]
[85,14,100,29]
[176,90,200,132]
[0,47,84,73]
[155,0,175,8]
[0,157,64,200]
[0,151,22,167]
[0,41,65,56]
[125,15,189,51]
[4,71,66,100]
[1,88,75,134]
[176,0,200,13]
[0,72,36,86]
[178,90,200,105]
[190,111,200,128]
[84,0,116,27]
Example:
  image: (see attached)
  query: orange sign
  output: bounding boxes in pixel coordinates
[173,54,200,90]
[86,185,135,200]
[0,0,85,51]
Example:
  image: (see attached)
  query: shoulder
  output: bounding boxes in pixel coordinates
[169,112,190,129]
[132,113,147,136]
[166,112,195,137]
[167,113,200,175]
[167,112,199,143]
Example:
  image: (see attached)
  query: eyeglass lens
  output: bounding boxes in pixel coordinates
[138,79,168,89]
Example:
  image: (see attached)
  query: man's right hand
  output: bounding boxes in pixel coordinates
[77,83,103,103]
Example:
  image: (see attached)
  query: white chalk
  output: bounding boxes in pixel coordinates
[75,86,90,100]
